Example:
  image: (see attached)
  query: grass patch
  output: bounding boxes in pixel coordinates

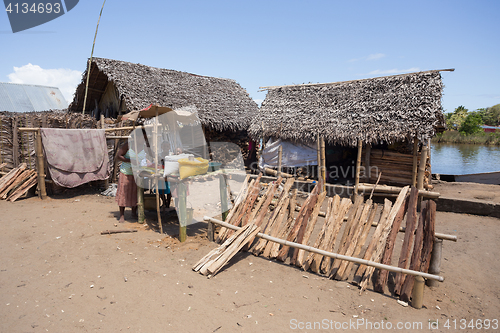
[432,131,500,145]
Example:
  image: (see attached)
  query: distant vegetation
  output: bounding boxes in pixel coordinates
[433,130,500,145]
[432,104,500,145]
[445,104,500,133]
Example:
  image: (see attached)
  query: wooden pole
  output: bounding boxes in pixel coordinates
[132,130,144,225]
[35,129,46,199]
[320,137,326,191]
[427,139,432,184]
[412,137,419,187]
[426,238,443,287]
[411,276,425,309]
[101,114,110,189]
[154,109,162,234]
[316,132,321,180]
[417,142,428,191]
[207,220,214,242]
[219,173,229,221]
[179,181,187,242]
[264,167,293,178]
[354,139,362,196]
[82,0,106,115]
[204,216,444,282]
[13,118,19,167]
[137,178,145,224]
[277,144,282,178]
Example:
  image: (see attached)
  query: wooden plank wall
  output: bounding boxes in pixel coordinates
[363,149,430,187]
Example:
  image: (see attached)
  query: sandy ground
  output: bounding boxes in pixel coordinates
[1,183,499,332]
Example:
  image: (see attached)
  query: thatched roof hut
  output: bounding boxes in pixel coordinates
[69,58,258,132]
[250,70,447,147]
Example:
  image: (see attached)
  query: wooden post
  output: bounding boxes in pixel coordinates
[354,139,362,196]
[178,180,187,242]
[316,132,321,180]
[417,142,428,191]
[426,238,443,287]
[219,173,229,221]
[427,139,432,186]
[207,221,214,242]
[132,130,143,224]
[154,108,162,234]
[13,117,19,167]
[277,144,282,178]
[320,137,326,191]
[412,137,419,187]
[35,129,47,199]
[411,276,425,309]
[101,114,109,189]
[137,178,145,224]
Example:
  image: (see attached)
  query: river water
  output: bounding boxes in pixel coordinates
[431,143,500,175]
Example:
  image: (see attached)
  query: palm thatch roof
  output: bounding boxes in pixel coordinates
[69,58,258,132]
[249,70,448,146]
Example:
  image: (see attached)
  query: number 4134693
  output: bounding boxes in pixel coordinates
[444,319,498,330]
[5,3,61,14]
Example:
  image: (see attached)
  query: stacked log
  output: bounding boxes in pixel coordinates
[193,223,260,278]
[0,163,38,201]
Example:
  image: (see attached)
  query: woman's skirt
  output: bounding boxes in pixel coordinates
[115,173,137,207]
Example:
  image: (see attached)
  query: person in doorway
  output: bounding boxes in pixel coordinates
[115,141,137,223]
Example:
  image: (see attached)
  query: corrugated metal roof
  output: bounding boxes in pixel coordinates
[0,82,68,112]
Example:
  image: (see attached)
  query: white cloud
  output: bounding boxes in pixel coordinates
[366,53,386,61]
[8,63,82,104]
[349,53,386,62]
[368,67,420,75]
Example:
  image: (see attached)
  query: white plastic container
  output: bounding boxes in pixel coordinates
[163,153,193,176]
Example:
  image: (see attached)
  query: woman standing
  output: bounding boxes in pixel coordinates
[115,141,137,223]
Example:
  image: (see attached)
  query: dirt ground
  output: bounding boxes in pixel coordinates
[1,182,499,332]
[432,181,500,204]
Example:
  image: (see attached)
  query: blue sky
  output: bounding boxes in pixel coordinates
[1,0,499,113]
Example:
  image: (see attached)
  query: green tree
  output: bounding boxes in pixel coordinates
[474,104,500,126]
[459,112,483,134]
[446,105,468,130]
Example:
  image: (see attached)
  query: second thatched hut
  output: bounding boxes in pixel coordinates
[250,70,449,187]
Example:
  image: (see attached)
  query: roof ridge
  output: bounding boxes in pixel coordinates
[259,68,454,91]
